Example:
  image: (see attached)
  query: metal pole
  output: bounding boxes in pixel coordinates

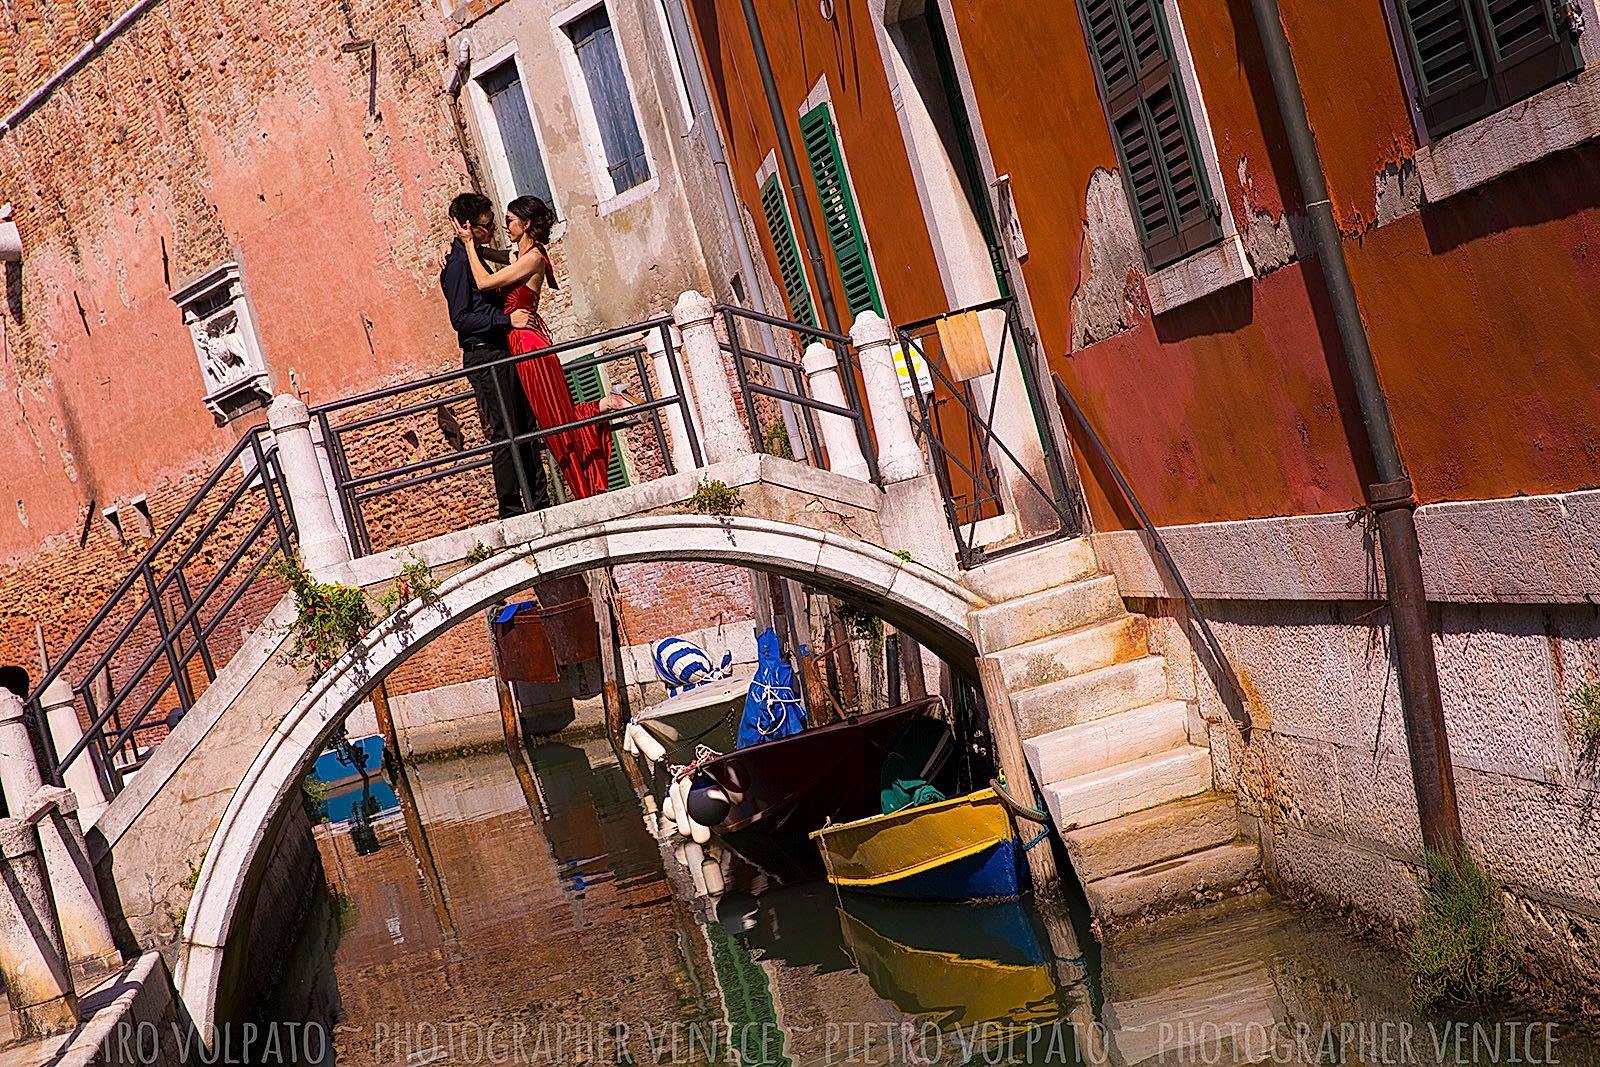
[1245,0,1462,856]
[736,0,844,336]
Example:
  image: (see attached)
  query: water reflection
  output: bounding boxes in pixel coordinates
[297,736,1599,1067]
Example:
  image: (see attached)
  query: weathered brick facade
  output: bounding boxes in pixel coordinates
[0,0,754,736]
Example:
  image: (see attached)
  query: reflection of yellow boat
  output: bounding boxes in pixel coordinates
[838,899,1060,1032]
[811,788,1023,900]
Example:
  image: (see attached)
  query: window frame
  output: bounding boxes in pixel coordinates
[1076,0,1224,271]
[466,44,563,226]
[755,152,819,329]
[796,83,887,321]
[551,0,660,209]
[1380,0,1600,203]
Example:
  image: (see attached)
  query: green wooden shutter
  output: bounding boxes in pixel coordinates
[564,362,630,492]
[799,103,884,319]
[1078,0,1220,269]
[758,174,817,328]
[1398,0,1579,137]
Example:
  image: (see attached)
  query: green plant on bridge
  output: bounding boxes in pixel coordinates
[277,555,375,674]
[893,549,912,563]
[762,421,794,461]
[464,541,496,566]
[1407,850,1517,1010]
[690,479,742,517]
[379,552,442,616]
[1570,681,1600,748]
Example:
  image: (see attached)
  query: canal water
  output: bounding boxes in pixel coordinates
[285,734,1600,1067]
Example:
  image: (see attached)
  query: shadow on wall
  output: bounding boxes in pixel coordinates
[1420,139,1600,253]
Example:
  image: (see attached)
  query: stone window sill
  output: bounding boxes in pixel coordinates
[1415,64,1600,204]
[1146,234,1252,315]
[597,175,660,217]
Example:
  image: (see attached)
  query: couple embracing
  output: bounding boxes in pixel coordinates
[439,192,632,518]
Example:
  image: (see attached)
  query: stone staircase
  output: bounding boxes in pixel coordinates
[965,538,1259,926]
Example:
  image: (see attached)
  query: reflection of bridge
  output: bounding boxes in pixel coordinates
[3,292,1258,1041]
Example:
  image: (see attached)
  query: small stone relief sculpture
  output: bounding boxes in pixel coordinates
[172,263,271,424]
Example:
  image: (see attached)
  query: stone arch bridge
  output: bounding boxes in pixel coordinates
[7,293,1256,1041]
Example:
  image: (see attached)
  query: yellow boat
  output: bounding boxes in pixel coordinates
[810,788,1024,901]
[838,898,1061,1032]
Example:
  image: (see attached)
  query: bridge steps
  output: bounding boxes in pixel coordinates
[969,538,1258,929]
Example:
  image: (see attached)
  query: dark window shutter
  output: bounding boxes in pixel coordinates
[1475,0,1582,108]
[799,103,885,319]
[478,61,556,207]
[1079,0,1221,269]
[1398,0,1579,137]
[569,8,651,192]
[564,362,630,491]
[758,175,817,328]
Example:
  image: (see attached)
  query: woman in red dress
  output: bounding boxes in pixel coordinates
[456,196,630,499]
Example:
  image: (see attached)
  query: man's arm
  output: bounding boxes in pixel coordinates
[442,252,511,337]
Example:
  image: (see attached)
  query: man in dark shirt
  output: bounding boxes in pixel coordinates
[441,192,550,518]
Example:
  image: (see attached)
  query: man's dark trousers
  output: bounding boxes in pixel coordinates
[463,343,549,517]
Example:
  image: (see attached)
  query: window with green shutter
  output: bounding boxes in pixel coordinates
[1077,0,1221,270]
[799,103,885,319]
[1394,0,1581,138]
[564,362,630,493]
[758,174,817,328]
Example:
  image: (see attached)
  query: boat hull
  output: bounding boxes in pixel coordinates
[812,788,1024,901]
[700,697,942,835]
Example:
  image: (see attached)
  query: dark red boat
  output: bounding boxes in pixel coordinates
[698,697,945,834]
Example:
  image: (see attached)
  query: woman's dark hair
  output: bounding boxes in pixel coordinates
[507,196,560,289]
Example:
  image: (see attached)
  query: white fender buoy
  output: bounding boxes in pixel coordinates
[684,842,709,895]
[661,792,681,835]
[701,856,725,895]
[641,718,680,742]
[689,816,710,845]
[623,724,639,755]
[630,723,667,765]
[672,777,693,838]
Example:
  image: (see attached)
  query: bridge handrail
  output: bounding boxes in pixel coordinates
[27,301,880,794]
[30,429,298,795]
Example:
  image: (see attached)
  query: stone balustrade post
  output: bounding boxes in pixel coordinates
[268,394,352,574]
[0,695,120,988]
[800,342,871,482]
[40,679,109,825]
[644,323,700,472]
[673,291,751,466]
[0,818,78,1037]
[851,311,926,483]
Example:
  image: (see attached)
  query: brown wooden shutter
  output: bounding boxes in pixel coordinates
[1079,0,1221,270]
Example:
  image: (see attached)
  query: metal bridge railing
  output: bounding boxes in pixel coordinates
[28,430,298,799]
[894,296,1081,568]
[719,305,880,483]
[28,302,881,794]
[311,316,701,558]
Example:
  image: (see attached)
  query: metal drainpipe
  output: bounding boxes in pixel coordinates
[661,0,810,459]
[737,0,845,336]
[1246,0,1463,857]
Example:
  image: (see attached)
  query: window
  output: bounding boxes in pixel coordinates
[477,59,556,207]
[1077,0,1221,269]
[1394,0,1582,138]
[758,174,817,328]
[567,6,651,193]
[799,102,884,319]
[565,362,630,492]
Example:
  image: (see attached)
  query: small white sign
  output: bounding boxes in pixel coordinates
[892,345,933,399]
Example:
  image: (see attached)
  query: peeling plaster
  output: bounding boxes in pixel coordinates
[1238,157,1312,277]
[1374,157,1422,228]
[1070,168,1143,351]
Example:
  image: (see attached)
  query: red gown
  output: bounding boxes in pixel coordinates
[505,282,612,499]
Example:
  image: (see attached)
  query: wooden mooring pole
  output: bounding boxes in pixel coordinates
[977,656,1062,899]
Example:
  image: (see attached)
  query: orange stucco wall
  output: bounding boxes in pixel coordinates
[688,0,948,329]
[954,0,1600,529]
